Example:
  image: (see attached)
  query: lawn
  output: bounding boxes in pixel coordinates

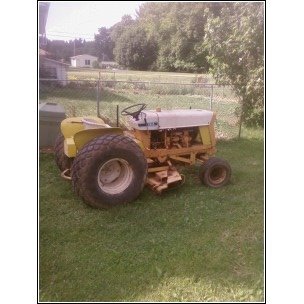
[68,67,214,83]
[39,84,240,139]
[39,129,264,302]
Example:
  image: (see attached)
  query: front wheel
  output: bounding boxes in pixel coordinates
[199,157,231,188]
[71,134,147,209]
[54,134,73,172]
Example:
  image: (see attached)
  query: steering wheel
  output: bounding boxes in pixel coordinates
[121,103,147,120]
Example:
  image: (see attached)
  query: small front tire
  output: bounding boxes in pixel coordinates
[199,157,231,188]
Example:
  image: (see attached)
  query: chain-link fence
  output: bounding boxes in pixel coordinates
[39,79,241,139]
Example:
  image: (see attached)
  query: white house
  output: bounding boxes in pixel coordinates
[70,54,98,68]
[39,56,69,85]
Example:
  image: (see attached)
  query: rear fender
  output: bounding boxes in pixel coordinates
[67,128,123,157]
[60,116,106,139]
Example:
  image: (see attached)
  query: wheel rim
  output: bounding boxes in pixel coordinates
[209,166,227,185]
[97,158,133,194]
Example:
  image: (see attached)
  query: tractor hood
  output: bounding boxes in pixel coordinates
[128,109,214,130]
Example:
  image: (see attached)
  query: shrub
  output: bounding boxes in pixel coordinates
[92,60,100,69]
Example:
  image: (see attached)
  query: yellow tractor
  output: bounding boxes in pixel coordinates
[54,104,231,208]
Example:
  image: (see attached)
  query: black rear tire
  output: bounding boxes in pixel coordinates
[71,134,147,209]
[54,134,72,172]
[199,157,231,188]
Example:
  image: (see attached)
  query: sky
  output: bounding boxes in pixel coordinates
[45,1,145,41]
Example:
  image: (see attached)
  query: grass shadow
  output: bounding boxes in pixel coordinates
[39,85,131,103]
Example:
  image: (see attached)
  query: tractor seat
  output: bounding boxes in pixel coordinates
[82,118,111,129]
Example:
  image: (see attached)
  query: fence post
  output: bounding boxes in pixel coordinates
[97,72,101,118]
[210,85,214,110]
[238,100,244,139]
[116,105,120,127]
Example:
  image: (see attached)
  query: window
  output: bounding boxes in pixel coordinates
[85,59,90,65]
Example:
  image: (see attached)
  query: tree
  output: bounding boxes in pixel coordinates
[110,15,134,42]
[113,24,157,70]
[137,2,223,72]
[78,40,97,57]
[42,38,97,62]
[44,39,70,61]
[95,27,114,61]
[204,3,264,126]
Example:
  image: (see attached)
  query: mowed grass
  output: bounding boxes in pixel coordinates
[39,85,240,138]
[68,67,214,83]
[39,130,264,302]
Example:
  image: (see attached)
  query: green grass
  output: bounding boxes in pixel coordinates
[68,67,214,83]
[39,130,264,302]
[39,85,240,138]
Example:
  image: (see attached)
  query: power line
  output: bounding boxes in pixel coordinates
[47,33,95,40]
[48,30,96,36]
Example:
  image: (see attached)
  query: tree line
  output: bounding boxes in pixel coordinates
[41,2,264,126]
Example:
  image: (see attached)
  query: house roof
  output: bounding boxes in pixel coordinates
[41,57,70,66]
[70,54,98,59]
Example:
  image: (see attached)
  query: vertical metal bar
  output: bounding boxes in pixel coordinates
[210,85,214,110]
[116,105,119,127]
[238,99,243,139]
[238,115,243,139]
[97,72,101,118]
[97,81,100,118]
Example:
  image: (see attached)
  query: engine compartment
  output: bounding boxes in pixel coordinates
[150,127,199,149]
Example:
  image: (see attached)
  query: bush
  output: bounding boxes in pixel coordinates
[92,60,100,69]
